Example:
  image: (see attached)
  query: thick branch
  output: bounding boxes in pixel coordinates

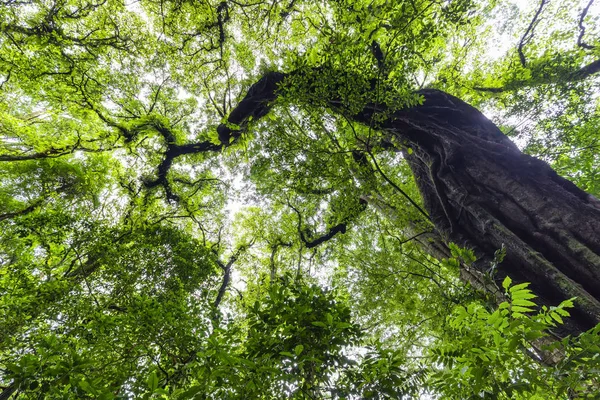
[303,223,347,248]
[0,383,16,400]
[216,71,285,145]
[141,120,221,201]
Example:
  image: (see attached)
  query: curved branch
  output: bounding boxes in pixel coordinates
[304,223,348,248]
[0,143,118,162]
[578,0,596,50]
[216,71,285,145]
[140,119,222,200]
[0,199,44,222]
[518,0,548,67]
[213,242,253,309]
[143,140,222,201]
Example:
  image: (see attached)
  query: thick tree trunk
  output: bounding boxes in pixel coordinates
[218,72,600,335]
[374,90,600,334]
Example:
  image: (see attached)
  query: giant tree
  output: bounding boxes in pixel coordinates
[2,0,600,397]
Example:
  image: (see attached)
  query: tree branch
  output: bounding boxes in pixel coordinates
[140,119,222,201]
[0,383,16,400]
[287,199,365,249]
[517,0,548,67]
[213,242,253,309]
[0,142,118,162]
[0,199,44,222]
[578,0,596,50]
[216,71,285,145]
[473,57,600,93]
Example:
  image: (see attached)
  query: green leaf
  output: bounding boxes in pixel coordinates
[550,312,564,324]
[511,305,534,313]
[555,308,571,317]
[294,344,304,355]
[512,299,536,308]
[325,313,333,324]
[78,380,96,395]
[502,276,512,290]
[179,385,204,398]
[511,291,537,300]
[509,282,530,293]
[147,371,158,392]
[487,309,501,325]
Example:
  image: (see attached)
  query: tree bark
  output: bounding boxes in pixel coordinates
[376,90,600,334]
[218,71,600,335]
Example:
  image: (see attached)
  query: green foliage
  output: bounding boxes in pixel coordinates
[430,278,600,399]
[1,0,600,398]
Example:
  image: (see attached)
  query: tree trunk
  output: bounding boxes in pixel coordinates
[218,72,600,335]
[376,90,600,334]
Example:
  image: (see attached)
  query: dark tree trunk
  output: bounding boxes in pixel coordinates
[218,72,600,335]
[376,90,600,334]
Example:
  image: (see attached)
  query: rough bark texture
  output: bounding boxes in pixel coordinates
[378,90,600,333]
[218,71,600,334]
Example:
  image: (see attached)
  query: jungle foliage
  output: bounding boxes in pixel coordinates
[1,0,600,398]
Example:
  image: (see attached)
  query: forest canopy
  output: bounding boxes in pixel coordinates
[1,0,600,398]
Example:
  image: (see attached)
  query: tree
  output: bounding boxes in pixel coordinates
[214,68,600,335]
[1,0,600,398]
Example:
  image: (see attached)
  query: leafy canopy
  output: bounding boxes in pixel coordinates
[1,0,600,398]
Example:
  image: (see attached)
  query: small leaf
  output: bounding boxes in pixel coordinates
[487,309,500,325]
[555,308,570,317]
[512,299,537,307]
[78,380,96,395]
[502,276,512,290]
[560,297,577,309]
[179,385,203,398]
[511,305,534,313]
[326,313,333,324]
[509,282,530,293]
[550,312,564,324]
[511,291,537,300]
[294,344,304,356]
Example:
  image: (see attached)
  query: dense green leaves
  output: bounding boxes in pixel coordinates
[1,0,600,398]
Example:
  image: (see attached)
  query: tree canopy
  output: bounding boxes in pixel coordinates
[1,0,600,398]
